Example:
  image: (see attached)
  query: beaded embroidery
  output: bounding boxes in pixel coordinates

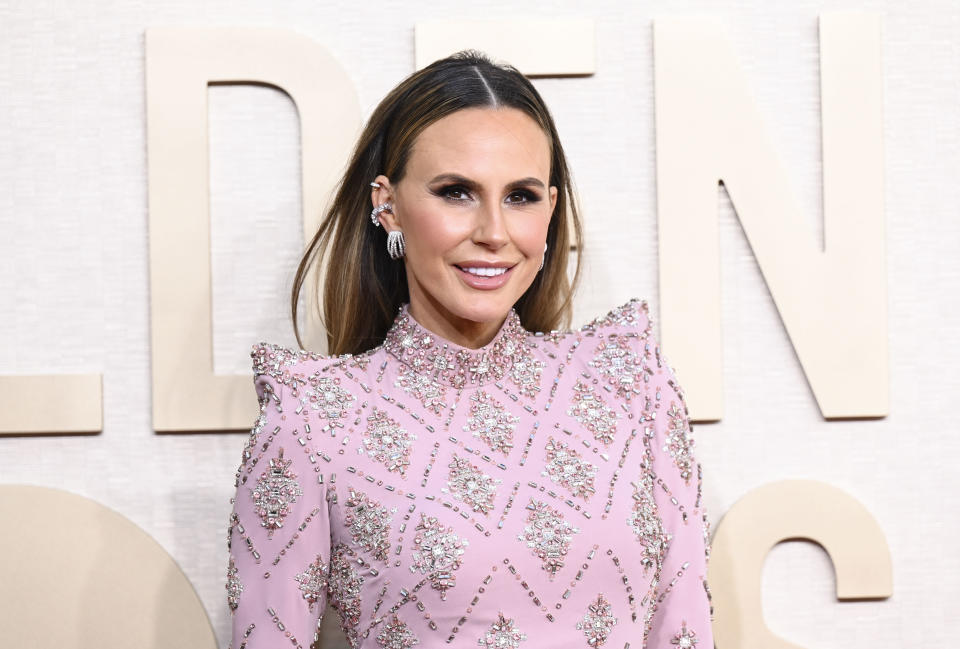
[671,621,699,648]
[542,436,598,501]
[376,613,420,648]
[589,336,643,401]
[344,487,396,562]
[409,512,468,599]
[518,498,579,578]
[225,555,242,611]
[566,380,619,446]
[576,593,618,646]
[663,402,695,485]
[463,389,519,455]
[328,543,365,644]
[229,297,713,649]
[250,341,321,383]
[628,477,665,572]
[478,612,527,648]
[364,407,416,477]
[395,367,448,414]
[301,375,356,421]
[241,391,270,469]
[445,453,501,515]
[382,303,540,393]
[250,447,302,534]
[294,554,329,612]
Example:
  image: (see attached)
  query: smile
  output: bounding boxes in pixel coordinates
[453,263,516,290]
[459,266,508,277]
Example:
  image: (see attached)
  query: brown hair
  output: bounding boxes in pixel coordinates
[291,49,584,354]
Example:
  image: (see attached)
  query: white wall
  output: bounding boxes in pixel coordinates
[0,0,956,647]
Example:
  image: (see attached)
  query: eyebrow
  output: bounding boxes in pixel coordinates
[427,173,546,191]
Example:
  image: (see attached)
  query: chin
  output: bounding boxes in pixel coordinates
[449,294,515,324]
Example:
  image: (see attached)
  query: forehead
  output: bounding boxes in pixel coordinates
[407,107,551,178]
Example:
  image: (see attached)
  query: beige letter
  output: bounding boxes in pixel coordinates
[710,480,892,649]
[654,13,887,419]
[145,28,361,431]
[415,18,596,76]
[0,374,101,435]
[0,485,216,647]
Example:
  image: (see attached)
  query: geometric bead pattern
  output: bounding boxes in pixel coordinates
[445,453,500,515]
[576,593,618,647]
[589,336,643,401]
[517,498,579,578]
[376,613,420,648]
[663,402,695,485]
[225,555,243,612]
[566,380,619,446]
[294,554,330,612]
[478,612,527,648]
[409,513,468,600]
[671,621,699,648]
[328,543,365,645]
[363,407,416,477]
[463,389,519,456]
[249,447,302,534]
[227,297,713,649]
[542,436,598,501]
[344,487,395,562]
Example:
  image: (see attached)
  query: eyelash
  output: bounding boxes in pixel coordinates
[436,184,541,205]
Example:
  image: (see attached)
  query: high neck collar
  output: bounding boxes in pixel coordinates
[382,302,536,391]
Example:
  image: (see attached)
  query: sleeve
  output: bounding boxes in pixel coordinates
[226,368,332,649]
[645,338,715,649]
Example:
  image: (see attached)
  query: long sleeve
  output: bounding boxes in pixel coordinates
[645,342,714,649]
[226,369,332,649]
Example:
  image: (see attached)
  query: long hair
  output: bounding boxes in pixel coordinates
[291,50,584,354]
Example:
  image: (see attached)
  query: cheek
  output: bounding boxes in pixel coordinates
[511,214,550,255]
[404,205,468,265]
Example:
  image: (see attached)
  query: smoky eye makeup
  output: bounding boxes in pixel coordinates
[430,183,472,201]
[429,183,544,204]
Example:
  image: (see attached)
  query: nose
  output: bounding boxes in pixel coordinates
[472,200,509,249]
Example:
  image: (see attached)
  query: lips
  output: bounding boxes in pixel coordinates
[453,262,516,290]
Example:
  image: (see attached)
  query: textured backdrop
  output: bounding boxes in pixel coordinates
[0,1,956,647]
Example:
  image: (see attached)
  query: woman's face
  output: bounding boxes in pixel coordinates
[372,107,558,345]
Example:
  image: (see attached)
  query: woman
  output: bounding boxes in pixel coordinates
[226,50,713,649]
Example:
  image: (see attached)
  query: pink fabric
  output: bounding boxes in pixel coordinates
[227,297,713,648]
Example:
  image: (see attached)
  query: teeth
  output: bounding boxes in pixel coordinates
[461,266,508,277]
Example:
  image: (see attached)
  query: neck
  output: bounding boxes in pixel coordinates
[407,295,509,350]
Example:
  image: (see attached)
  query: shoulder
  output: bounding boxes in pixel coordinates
[577,296,652,338]
[249,340,374,401]
[531,296,653,345]
[535,296,679,404]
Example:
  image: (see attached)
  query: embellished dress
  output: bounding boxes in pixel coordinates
[226,297,713,649]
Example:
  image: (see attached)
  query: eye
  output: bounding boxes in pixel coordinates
[435,184,472,201]
[505,189,540,205]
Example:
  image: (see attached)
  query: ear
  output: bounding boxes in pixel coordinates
[548,185,559,216]
[371,174,400,230]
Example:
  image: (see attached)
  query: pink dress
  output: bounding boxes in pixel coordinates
[226,297,713,649]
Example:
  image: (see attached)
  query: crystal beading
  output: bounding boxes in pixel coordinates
[382,303,541,395]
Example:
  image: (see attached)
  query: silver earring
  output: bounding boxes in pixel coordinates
[370,181,381,188]
[370,202,392,227]
[387,230,405,259]
[539,242,548,271]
